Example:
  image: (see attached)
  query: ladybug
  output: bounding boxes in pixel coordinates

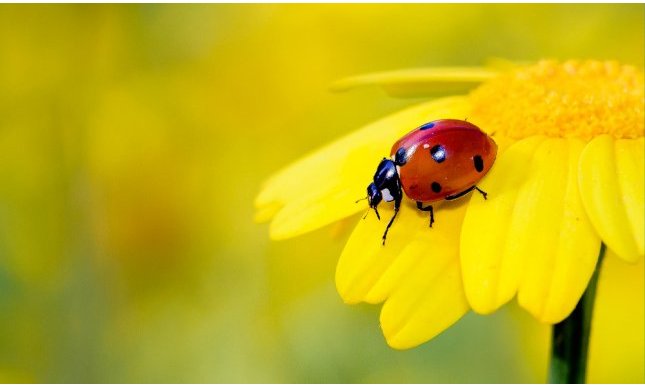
[365,119,497,244]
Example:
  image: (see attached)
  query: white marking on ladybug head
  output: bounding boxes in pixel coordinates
[381,188,394,202]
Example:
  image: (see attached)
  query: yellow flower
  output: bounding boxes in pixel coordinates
[255,60,644,350]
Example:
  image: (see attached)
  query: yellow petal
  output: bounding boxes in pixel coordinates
[336,204,425,305]
[256,96,470,239]
[516,138,601,323]
[336,200,469,349]
[461,137,601,323]
[578,135,644,262]
[380,252,468,350]
[330,67,498,98]
[460,136,546,314]
[615,139,645,256]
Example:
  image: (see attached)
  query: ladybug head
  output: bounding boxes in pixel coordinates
[367,182,382,220]
[366,158,401,220]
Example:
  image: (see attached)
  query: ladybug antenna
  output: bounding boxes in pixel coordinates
[362,209,370,220]
[355,196,368,203]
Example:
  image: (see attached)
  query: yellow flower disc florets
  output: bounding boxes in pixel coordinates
[470,60,644,140]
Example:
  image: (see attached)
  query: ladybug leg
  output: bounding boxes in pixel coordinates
[381,197,401,245]
[474,186,488,200]
[416,201,435,228]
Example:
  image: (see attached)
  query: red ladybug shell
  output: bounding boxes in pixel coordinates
[391,119,497,202]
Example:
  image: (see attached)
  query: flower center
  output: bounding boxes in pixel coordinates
[470,60,644,139]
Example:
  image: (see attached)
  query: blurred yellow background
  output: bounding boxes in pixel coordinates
[0,4,642,383]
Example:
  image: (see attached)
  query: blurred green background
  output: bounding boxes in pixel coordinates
[0,4,642,383]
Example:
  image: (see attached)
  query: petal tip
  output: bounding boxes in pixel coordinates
[268,219,299,240]
[383,335,419,351]
[254,202,283,224]
[469,302,499,316]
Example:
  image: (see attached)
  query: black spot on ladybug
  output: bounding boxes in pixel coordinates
[419,122,435,130]
[430,144,446,163]
[431,182,442,193]
[474,155,484,172]
[395,147,408,165]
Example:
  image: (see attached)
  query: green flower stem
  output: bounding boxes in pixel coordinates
[548,243,606,384]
